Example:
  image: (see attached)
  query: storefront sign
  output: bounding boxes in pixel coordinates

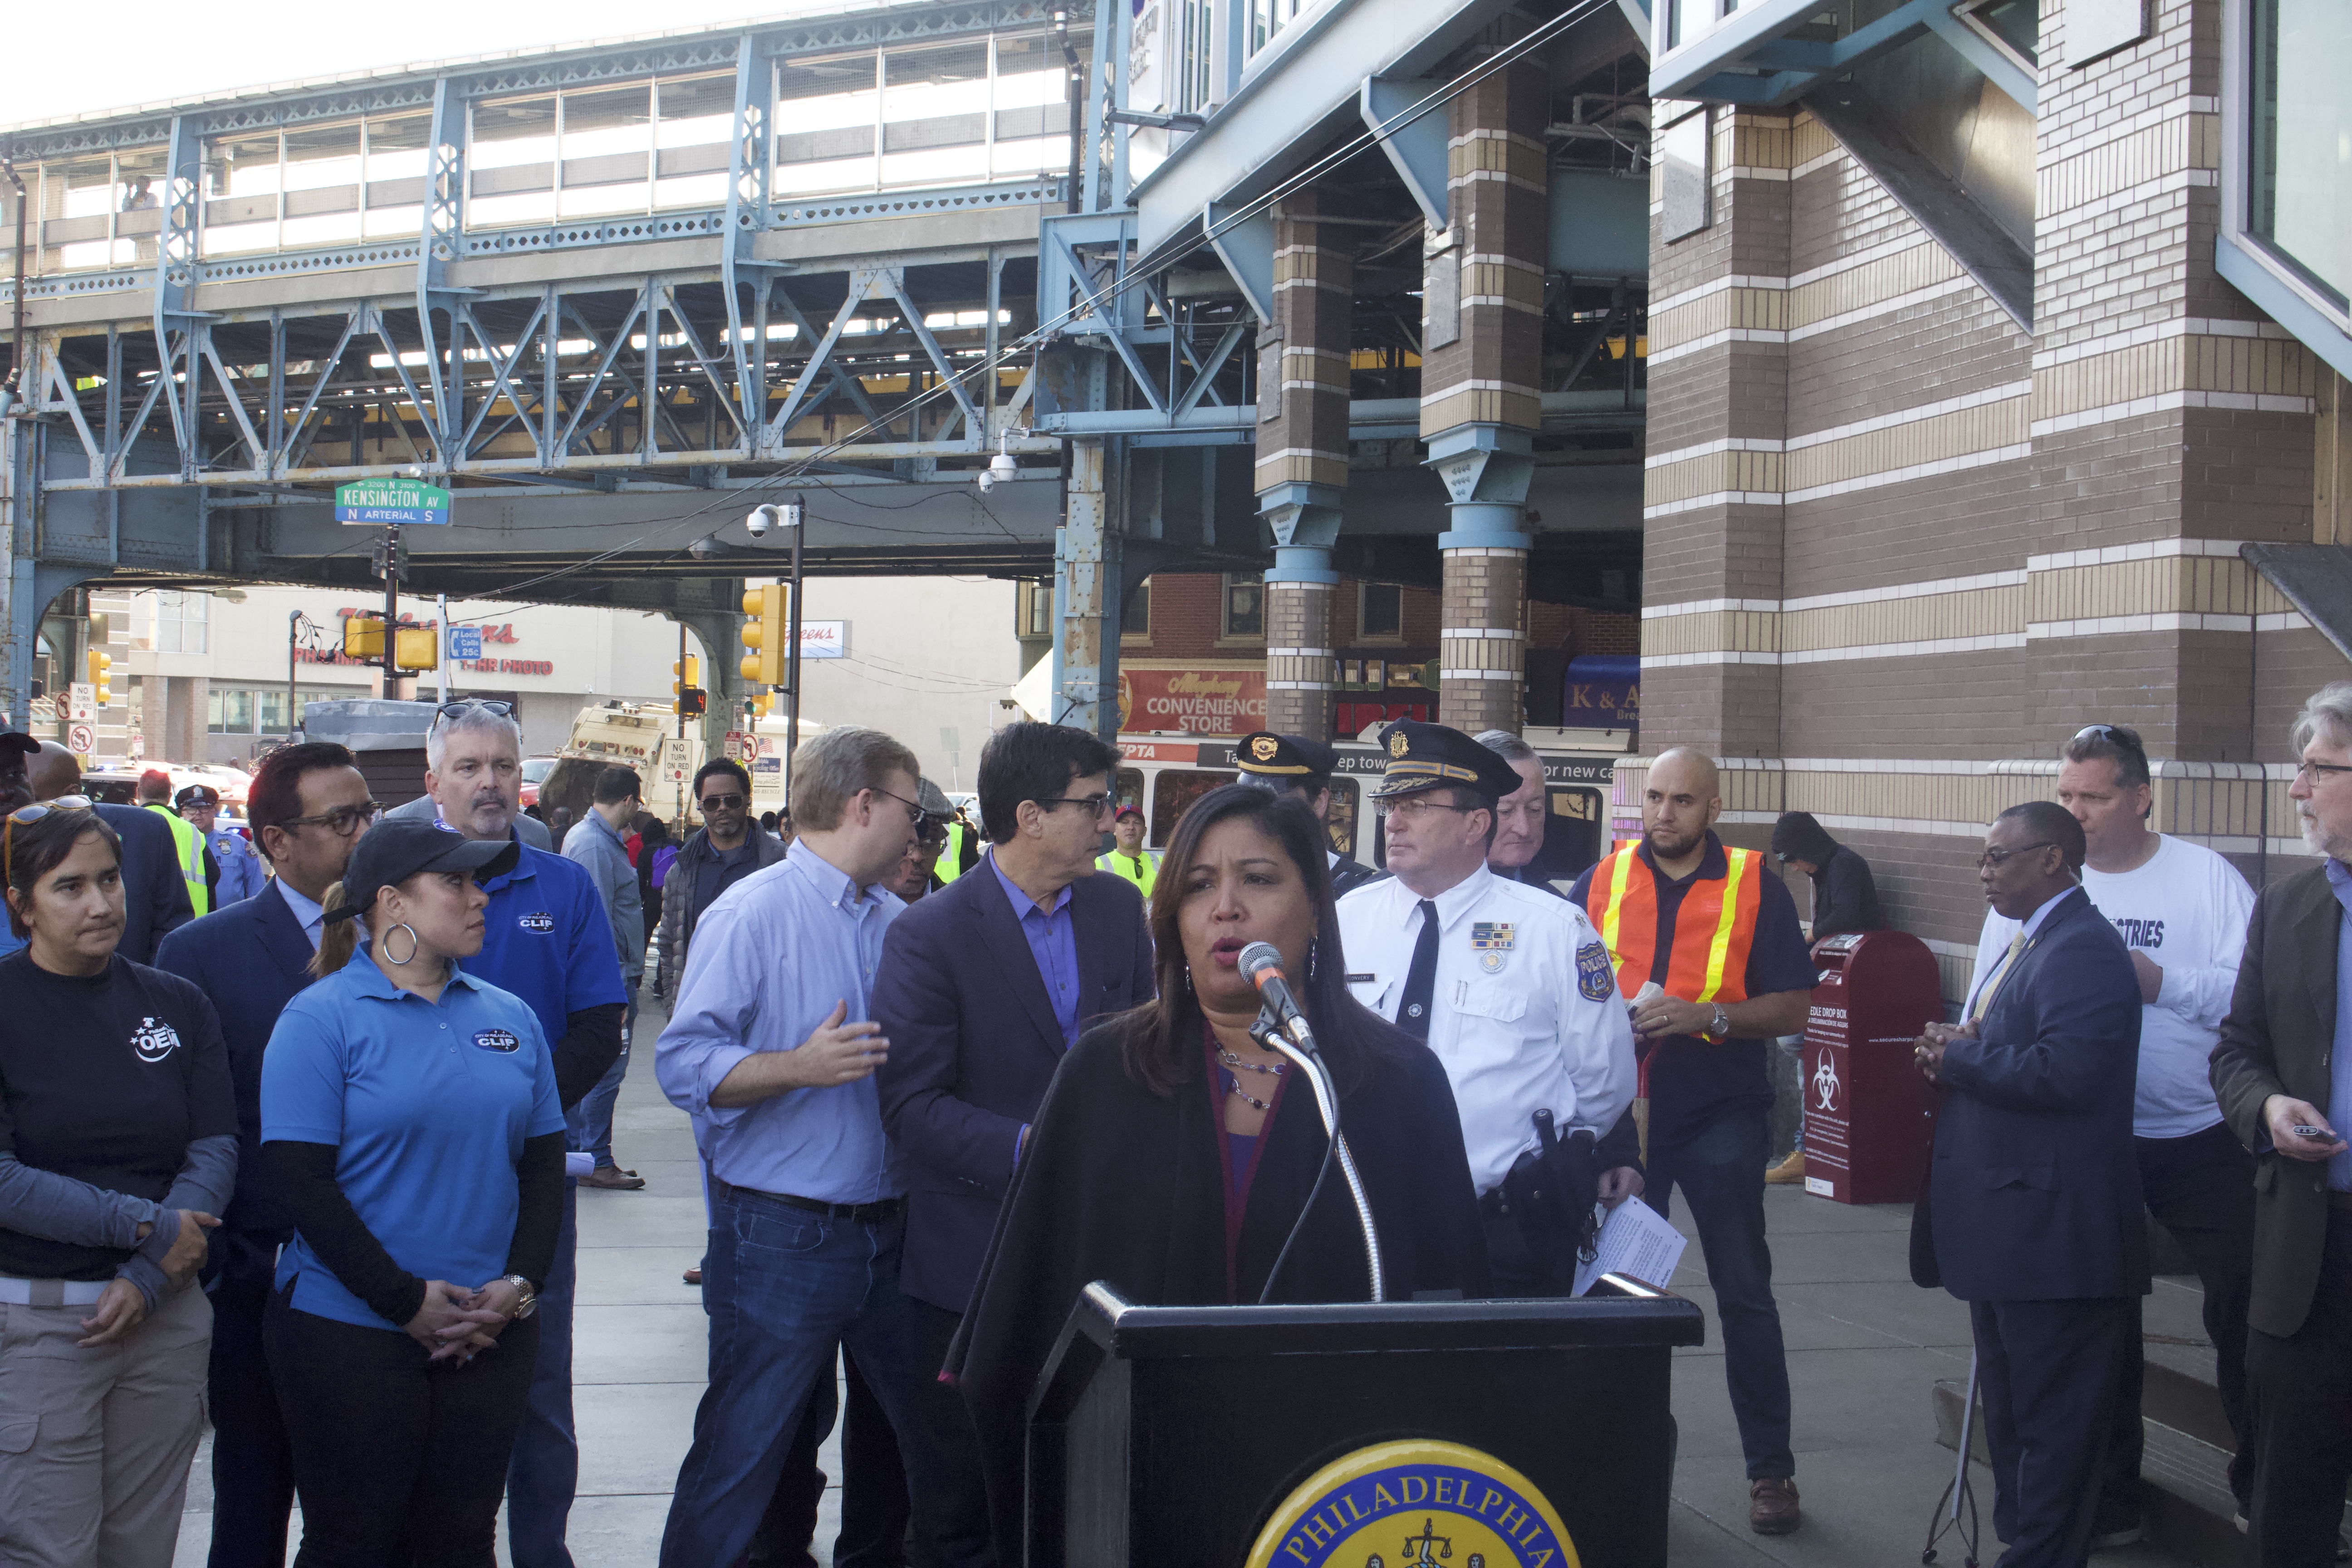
[1116,667,1266,736]
[800,621,845,660]
[1563,679,1638,725]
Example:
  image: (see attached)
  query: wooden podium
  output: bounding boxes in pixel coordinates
[1021,1277,1704,1568]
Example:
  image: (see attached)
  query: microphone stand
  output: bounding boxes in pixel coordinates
[1250,1008,1385,1303]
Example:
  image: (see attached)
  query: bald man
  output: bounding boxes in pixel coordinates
[1568,747,1818,1535]
[28,741,193,963]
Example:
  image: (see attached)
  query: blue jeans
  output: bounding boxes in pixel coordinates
[1645,1102,1795,1480]
[506,1181,579,1568]
[659,1189,994,1568]
[566,1039,631,1169]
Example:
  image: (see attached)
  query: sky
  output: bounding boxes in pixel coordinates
[5,0,865,130]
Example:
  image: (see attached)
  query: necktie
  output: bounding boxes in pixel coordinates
[1969,931,2026,1022]
[1398,899,1441,1042]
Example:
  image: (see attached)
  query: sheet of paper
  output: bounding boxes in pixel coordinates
[1573,1193,1690,1296]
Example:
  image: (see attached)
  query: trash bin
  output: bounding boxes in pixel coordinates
[1799,930,1942,1204]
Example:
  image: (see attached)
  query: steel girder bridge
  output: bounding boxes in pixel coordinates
[0,0,1139,726]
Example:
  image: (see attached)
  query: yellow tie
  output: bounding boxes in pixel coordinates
[1970,931,2027,1022]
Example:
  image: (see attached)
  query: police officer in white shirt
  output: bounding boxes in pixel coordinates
[1970,722,2258,1542]
[1335,721,1637,1296]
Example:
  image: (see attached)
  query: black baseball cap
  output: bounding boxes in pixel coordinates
[326,818,519,924]
[1233,731,1338,790]
[0,732,39,765]
[1369,720,1524,803]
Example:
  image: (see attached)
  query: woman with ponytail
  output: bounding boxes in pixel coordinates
[259,818,565,1565]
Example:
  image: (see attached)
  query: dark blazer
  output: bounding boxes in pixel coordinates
[153,880,318,1241]
[96,802,195,964]
[872,859,1154,1315]
[2210,861,2341,1338]
[1912,888,2149,1302]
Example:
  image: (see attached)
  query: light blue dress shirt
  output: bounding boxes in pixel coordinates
[654,841,903,1205]
[2320,859,2352,1192]
[987,850,1081,1049]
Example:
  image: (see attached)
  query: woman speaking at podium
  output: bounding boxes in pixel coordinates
[950,784,1490,1551]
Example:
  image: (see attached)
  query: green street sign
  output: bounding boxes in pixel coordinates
[334,477,451,526]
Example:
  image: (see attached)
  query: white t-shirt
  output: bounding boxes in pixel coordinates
[1968,835,2254,1139]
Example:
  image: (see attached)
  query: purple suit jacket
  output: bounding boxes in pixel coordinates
[872,860,1155,1316]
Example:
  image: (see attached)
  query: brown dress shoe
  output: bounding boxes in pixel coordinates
[1749,1477,1801,1534]
[682,1265,703,1286]
[1765,1150,1806,1184]
[581,1164,647,1191]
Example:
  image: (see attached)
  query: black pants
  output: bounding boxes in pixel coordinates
[895,1300,996,1568]
[2247,1207,2352,1567]
[1970,1296,2135,1568]
[2103,1123,2257,1513]
[206,1237,296,1568]
[265,1292,540,1568]
[749,1347,909,1568]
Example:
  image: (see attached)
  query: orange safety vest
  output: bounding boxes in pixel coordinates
[1583,841,1764,1005]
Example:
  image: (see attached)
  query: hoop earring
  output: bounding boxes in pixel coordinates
[382,922,420,966]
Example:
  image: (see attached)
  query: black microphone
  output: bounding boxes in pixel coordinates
[1239,941,1317,1054]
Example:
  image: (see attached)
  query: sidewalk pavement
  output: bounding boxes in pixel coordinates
[176,985,2209,1565]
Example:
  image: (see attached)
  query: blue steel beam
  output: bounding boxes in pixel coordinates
[1652,0,2034,113]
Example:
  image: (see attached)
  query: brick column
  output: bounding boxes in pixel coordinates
[1419,30,1546,733]
[1256,193,1353,740]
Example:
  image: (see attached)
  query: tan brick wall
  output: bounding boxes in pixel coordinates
[1264,579,1336,737]
[1440,547,1527,731]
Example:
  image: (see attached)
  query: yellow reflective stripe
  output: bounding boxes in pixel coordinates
[1697,848,1751,1002]
[1599,848,1633,965]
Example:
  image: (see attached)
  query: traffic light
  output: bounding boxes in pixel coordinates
[392,626,438,671]
[740,584,787,686]
[369,536,411,583]
[343,615,385,660]
[678,686,707,717]
[86,649,112,706]
[672,655,700,696]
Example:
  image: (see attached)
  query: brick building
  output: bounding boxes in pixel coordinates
[1644,0,2352,997]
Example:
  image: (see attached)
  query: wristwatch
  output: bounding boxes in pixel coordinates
[1705,1004,1731,1042]
[501,1274,540,1319]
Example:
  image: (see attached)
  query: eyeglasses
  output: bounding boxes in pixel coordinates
[430,699,515,732]
[2294,759,2352,786]
[1040,793,1115,818]
[3,796,94,886]
[1975,841,2057,870]
[279,801,382,838]
[1374,796,1477,822]
[872,787,929,827]
[698,792,746,811]
[2072,723,2145,754]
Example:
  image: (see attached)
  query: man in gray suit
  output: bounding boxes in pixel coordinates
[2210,681,2352,1562]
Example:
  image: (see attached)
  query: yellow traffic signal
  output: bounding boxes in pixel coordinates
[672,655,700,697]
[343,616,385,660]
[86,649,112,706]
[740,584,786,686]
[393,627,439,671]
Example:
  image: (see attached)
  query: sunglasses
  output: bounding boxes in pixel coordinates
[2072,723,2145,755]
[431,699,516,733]
[698,792,746,811]
[4,796,95,887]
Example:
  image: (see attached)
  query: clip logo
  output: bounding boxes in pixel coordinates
[519,912,555,933]
[130,1016,183,1063]
[1245,1440,1579,1568]
[473,1029,521,1054]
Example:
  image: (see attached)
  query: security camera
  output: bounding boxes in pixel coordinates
[689,535,720,560]
[746,505,778,538]
[976,468,998,495]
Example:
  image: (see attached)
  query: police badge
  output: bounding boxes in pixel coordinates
[1575,940,1616,1003]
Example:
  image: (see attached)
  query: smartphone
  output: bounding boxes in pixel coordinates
[2293,1124,2332,1139]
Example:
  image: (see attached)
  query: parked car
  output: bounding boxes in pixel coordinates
[521,755,559,808]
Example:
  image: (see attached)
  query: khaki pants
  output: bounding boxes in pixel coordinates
[0,1281,212,1568]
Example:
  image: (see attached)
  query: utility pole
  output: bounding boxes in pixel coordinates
[380,522,400,698]
[784,506,804,813]
[287,611,302,739]
[436,594,450,704]
[676,619,688,826]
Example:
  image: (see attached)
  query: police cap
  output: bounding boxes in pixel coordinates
[1369,720,1524,803]
[1233,731,1338,793]
[174,784,220,809]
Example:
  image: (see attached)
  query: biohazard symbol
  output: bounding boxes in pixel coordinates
[1812,1053,1841,1112]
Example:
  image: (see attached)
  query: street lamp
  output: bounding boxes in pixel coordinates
[746,495,808,808]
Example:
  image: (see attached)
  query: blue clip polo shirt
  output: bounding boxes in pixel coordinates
[471,837,629,1054]
[262,947,565,1331]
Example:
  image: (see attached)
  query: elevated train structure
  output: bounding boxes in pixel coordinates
[1,0,1671,752]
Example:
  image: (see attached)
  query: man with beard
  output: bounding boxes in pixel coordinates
[1568,746,1817,1536]
[411,700,626,1568]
